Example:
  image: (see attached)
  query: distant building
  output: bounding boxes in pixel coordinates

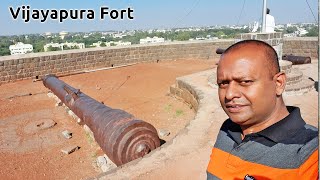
[9,42,33,55]
[140,37,165,44]
[111,41,131,46]
[105,41,131,47]
[92,41,103,47]
[112,33,126,38]
[156,29,167,33]
[44,42,85,52]
[249,21,259,33]
[91,41,131,47]
[283,33,297,38]
[44,43,63,51]
[195,37,205,40]
[296,27,308,36]
[45,32,52,38]
[59,31,68,40]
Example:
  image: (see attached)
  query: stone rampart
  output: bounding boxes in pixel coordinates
[0,40,233,84]
[283,37,318,59]
[0,37,317,84]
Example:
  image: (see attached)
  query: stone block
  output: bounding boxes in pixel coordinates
[311,53,317,58]
[61,146,79,154]
[60,54,66,59]
[10,75,16,80]
[301,43,308,49]
[158,129,170,138]
[4,61,10,66]
[12,59,18,65]
[25,58,31,63]
[62,130,72,139]
[16,64,23,70]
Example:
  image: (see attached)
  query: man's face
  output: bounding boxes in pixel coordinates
[217,46,277,126]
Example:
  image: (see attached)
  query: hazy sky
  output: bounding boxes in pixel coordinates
[0,0,318,35]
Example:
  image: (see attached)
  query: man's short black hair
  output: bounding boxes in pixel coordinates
[267,8,270,14]
[221,39,280,77]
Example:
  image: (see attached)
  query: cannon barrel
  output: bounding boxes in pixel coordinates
[42,75,160,166]
[282,55,311,65]
[216,48,311,65]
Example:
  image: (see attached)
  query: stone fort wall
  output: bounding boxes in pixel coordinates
[282,37,318,58]
[0,37,317,84]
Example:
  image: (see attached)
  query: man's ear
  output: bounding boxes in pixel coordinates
[273,72,286,95]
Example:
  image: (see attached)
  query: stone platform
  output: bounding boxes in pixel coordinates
[280,60,315,95]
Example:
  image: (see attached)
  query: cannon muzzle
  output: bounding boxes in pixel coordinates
[216,48,226,54]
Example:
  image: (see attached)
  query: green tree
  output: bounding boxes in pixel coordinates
[0,48,10,56]
[33,42,45,52]
[306,26,318,37]
[175,32,191,41]
[47,45,61,51]
[285,26,298,33]
[215,31,225,38]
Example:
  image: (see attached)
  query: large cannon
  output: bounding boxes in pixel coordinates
[42,75,160,166]
[282,54,311,65]
[216,48,311,65]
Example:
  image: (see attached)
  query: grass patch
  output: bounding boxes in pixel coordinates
[85,132,94,145]
[175,109,184,117]
[91,151,98,158]
[164,104,173,112]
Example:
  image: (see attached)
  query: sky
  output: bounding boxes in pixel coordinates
[0,0,318,36]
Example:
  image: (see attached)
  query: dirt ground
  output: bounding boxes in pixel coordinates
[0,60,216,180]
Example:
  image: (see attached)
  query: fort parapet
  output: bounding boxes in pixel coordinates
[283,37,318,58]
[0,38,317,84]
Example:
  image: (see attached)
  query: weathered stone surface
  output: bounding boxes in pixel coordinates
[55,101,63,107]
[158,129,170,138]
[24,119,57,134]
[96,156,108,172]
[62,130,72,139]
[97,155,117,172]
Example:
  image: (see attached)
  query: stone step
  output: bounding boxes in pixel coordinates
[170,84,182,97]
[284,77,315,95]
[286,68,303,85]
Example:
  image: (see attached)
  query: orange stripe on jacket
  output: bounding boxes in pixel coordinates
[207,148,318,180]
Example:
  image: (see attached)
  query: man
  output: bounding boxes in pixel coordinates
[207,40,318,179]
[266,8,275,33]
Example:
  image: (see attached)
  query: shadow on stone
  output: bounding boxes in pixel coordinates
[160,139,166,146]
[314,81,318,92]
[308,77,318,92]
